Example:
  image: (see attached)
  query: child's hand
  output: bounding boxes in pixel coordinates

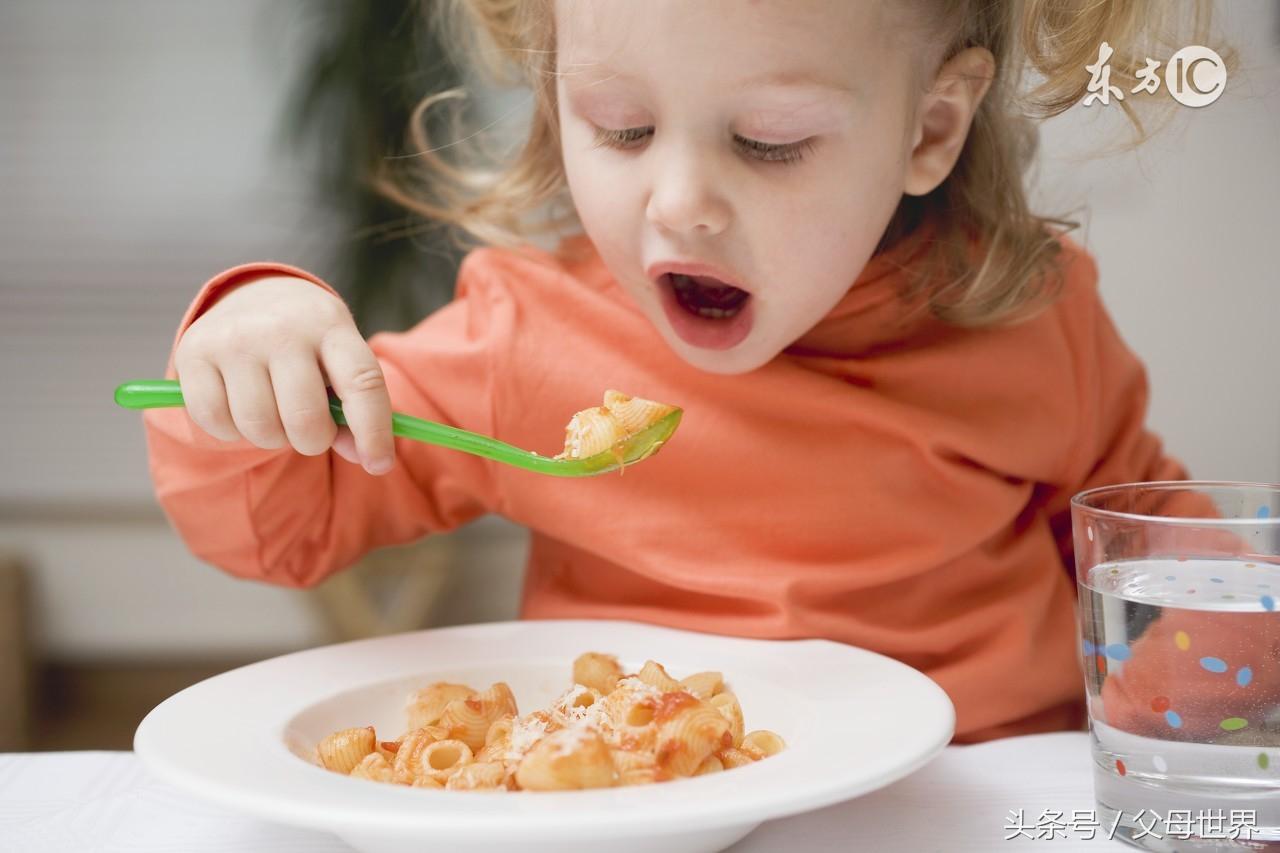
[173,275,395,475]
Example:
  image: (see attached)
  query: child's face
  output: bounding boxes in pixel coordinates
[556,0,926,374]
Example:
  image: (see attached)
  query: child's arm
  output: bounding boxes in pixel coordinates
[143,260,505,588]
[1038,259,1277,740]
[1043,252,1190,579]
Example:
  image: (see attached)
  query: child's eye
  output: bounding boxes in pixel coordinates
[592,126,654,150]
[591,126,814,164]
[733,135,815,165]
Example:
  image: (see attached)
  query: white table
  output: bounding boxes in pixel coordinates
[0,733,1129,852]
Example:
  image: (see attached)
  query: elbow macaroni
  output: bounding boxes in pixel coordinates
[315,652,785,792]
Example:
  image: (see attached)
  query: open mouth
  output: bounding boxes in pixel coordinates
[653,270,755,351]
[664,273,751,320]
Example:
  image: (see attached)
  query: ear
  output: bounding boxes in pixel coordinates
[904,46,995,197]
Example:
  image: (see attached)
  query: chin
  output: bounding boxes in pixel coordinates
[664,333,778,375]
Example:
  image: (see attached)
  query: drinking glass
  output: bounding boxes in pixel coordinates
[1073,481,1280,850]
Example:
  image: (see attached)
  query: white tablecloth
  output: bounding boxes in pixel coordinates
[0,732,1128,852]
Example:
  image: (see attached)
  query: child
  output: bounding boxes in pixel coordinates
[144,1,1210,743]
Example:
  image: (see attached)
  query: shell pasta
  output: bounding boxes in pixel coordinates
[314,652,785,792]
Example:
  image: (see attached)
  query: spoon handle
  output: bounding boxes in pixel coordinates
[113,378,556,472]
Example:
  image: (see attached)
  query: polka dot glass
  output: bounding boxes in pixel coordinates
[1072,481,1280,849]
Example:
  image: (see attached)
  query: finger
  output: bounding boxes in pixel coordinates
[175,357,240,442]
[319,328,395,474]
[268,351,337,456]
[221,360,288,450]
[331,427,361,465]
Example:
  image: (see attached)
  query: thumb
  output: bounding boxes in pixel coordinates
[331,426,363,466]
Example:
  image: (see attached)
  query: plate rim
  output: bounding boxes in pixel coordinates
[134,619,955,839]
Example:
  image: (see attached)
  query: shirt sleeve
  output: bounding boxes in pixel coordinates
[1044,250,1190,580]
[142,257,507,588]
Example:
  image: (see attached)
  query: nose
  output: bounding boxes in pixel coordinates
[644,146,731,236]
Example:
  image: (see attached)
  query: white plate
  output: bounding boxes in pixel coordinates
[135,619,954,853]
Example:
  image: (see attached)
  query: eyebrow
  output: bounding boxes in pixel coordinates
[561,64,855,98]
[736,70,857,98]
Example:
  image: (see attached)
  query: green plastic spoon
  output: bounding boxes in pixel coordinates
[114,379,681,477]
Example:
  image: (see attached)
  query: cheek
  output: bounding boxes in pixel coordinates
[757,182,882,285]
[768,142,905,269]
[561,129,641,259]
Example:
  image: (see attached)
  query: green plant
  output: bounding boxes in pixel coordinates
[280,0,464,334]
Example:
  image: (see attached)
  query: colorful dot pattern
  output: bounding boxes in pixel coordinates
[1088,552,1280,783]
[1104,644,1131,662]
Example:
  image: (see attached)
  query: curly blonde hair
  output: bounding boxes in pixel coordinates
[378,0,1223,326]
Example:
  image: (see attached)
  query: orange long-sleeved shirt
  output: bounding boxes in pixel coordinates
[143,232,1186,742]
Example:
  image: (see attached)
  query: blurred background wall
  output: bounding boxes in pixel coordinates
[0,0,1276,750]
